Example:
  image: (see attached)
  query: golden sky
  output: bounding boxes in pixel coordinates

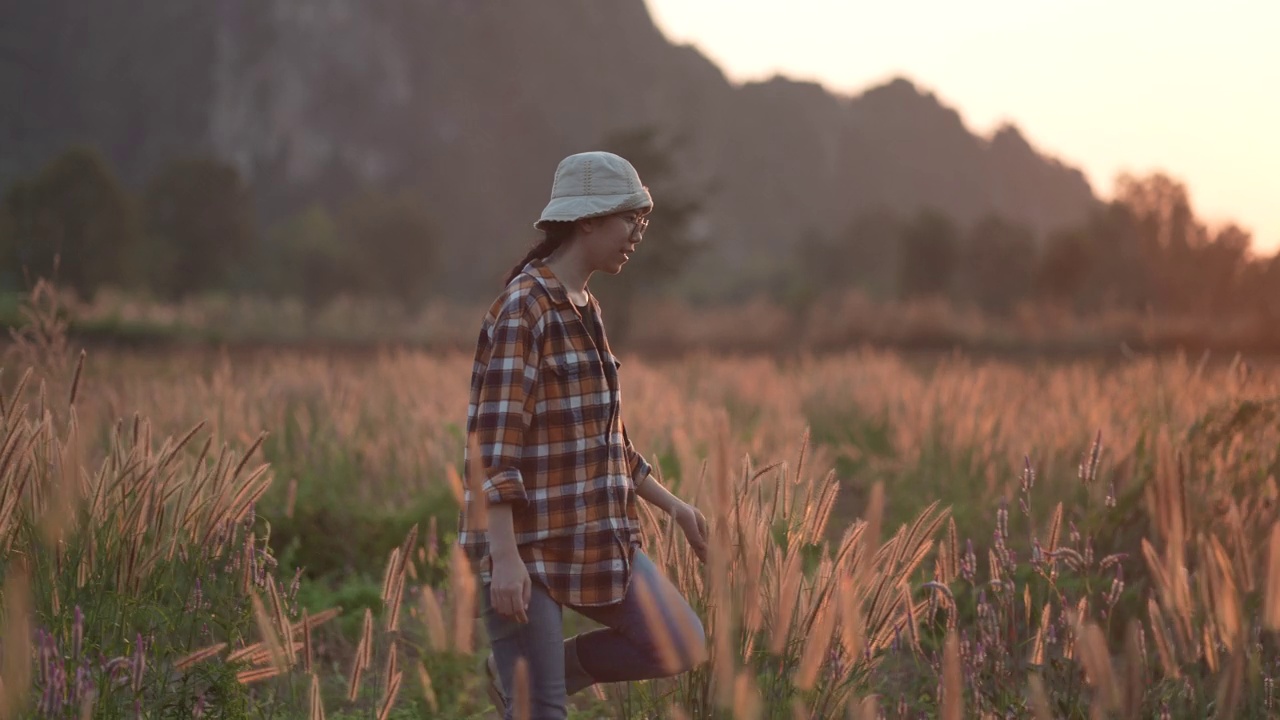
[646,0,1280,253]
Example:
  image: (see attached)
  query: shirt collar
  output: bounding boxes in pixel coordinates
[525,258,598,312]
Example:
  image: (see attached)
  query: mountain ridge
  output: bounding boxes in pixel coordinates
[1,0,1098,297]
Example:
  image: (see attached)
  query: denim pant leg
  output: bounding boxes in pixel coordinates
[481,581,568,720]
[568,551,707,693]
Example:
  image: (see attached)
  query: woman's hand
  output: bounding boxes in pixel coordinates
[490,552,532,623]
[672,502,709,564]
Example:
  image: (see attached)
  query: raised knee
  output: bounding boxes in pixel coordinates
[671,613,707,672]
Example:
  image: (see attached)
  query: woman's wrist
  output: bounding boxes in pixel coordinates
[637,474,685,515]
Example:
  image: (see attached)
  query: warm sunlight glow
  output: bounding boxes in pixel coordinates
[646,0,1280,251]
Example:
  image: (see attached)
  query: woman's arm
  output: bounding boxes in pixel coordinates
[487,502,531,623]
[638,474,709,563]
[636,473,684,515]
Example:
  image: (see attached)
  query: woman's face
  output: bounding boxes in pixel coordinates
[581,209,649,274]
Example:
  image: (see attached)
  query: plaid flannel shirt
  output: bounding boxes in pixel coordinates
[457,258,654,607]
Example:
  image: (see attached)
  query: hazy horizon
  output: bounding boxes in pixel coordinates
[646,0,1280,253]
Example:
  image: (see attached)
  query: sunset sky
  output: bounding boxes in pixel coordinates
[645,0,1280,252]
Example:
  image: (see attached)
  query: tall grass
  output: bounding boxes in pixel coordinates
[0,282,342,717]
[5,281,1280,717]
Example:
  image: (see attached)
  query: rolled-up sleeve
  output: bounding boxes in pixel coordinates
[622,420,653,488]
[474,301,543,509]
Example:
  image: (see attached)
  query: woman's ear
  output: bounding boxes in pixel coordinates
[577,217,597,234]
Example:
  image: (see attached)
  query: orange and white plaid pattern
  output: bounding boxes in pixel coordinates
[457,258,653,607]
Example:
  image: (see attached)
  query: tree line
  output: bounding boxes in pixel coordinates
[0,146,438,311]
[3,143,1277,332]
[779,173,1278,322]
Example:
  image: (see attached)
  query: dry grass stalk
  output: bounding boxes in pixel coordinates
[267,579,295,667]
[1141,537,1195,657]
[1075,621,1119,712]
[285,477,298,519]
[1266,521,1280,630]
[301,609,313,673]
[382,641,398,699]
[226,641,264,665]
[416,662,438,713]
[241,642,303,668]
[899,583,921,655]
[795,593,836,690]
[419,587,447,652]
[1027,675,1053,720]
[376,667,402,720]
[236,666,285,684]
[348,608,374,702]
[733,670,762,720]
[1146,598,1179,678]
[250,593,288,673]
[864,481,885,558]
[293,607,342,635]
[946,517,959,579]
[380,546,400,606]
[230,608,338,667]
[941,630,962,720]
[448,544,476,653]
[769,547,804,655]
[308,672,326,720]
[175,642,228,671]
[1124,622,1146,716]
[1214,646,1246,719]
[444,464,465,507]
[1045,502,1063,555]
[382,525,416,633]
[512,657,531,720]
[1201,536,1242,652]
[0,565,32,718]
[850,695,881,720]
[1029,603,1051,666]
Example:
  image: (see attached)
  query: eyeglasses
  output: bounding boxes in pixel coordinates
[625,214,649,235]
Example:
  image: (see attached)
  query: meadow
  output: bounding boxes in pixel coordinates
[3,286,1280,718]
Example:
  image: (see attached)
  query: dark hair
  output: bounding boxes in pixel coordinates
[504,221,574,286]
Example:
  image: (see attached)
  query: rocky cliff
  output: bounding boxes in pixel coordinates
[2,0,1097,297]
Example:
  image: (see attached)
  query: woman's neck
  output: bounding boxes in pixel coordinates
[545,249,592,305]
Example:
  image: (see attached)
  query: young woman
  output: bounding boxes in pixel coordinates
[456,151,709,719]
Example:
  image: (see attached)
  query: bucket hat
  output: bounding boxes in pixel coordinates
[535,151,653,230]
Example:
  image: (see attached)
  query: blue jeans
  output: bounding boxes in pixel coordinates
[481,551,707,720]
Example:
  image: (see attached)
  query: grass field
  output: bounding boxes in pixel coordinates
[3,293,1280,718]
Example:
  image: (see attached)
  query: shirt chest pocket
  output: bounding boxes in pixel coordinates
[544,349,612,430]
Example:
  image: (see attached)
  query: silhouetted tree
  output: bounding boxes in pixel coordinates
[1194,223,1251,315]
[898,209,959,301]
[783,207,904,312]
[0,146,139,298]
[845,207,904,301]
[1240,252,1280,322]
[336,190,438,310]
[961,215,1037,315]
[1037,228,1094,306]
[264,205,352,311]
[591,128,705,344]
[143,155,257,299]
[1114,172,1209,313]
